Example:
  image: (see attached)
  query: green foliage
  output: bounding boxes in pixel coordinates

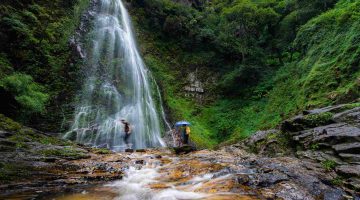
[1,0,358,148]
[321,159,337,171]
[310,143,320,151]
[0,54,13,78]
[3,115,73,149]
[0,114,22,132]
[293,0,360,106]
[0,73,49,113]
[130,0,359,148]
[0,0,89,129]
[38,147,88,159]
[331,176,344,186]
[303,112,333,127]
[92,148,113,154]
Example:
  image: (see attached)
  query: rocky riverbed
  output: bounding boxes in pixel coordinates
[0,103,359,199]
[2,148,350,200]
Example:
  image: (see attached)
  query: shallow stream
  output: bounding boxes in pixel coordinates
[47,150,258,200]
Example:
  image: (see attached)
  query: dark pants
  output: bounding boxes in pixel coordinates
[182,132,189,144]
[124,133,130,144]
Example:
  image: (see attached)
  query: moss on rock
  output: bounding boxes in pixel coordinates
[38,147,89,160]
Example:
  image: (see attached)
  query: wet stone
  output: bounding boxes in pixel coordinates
[332,142,360,154]
[338,153,360,163]
[0,131,13,138]
[336,165,360,177]
[236,174,250,185]
[135,160,145,165]
[173,145,196,154]
[256,172,289,187]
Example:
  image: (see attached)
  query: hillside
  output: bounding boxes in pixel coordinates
[128,0,360,147]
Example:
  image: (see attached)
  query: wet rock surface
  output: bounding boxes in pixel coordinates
[11,148,352,200]
[1,104,359,199]
[0,119,126,199]
[239,103,360,197]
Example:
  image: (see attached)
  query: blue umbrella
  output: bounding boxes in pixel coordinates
[175,121,191,127]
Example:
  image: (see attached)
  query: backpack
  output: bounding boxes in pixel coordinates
[186,126,190,135]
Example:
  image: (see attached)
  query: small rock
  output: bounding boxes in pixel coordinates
[333,143,360,154]
[247,130,279,145]
[338,153,360,163]
[0,138,16,146]
[42,157,58,163]
[125,149,134,153]
[323,189,346,200]
[257,172,289,187]
[336,165,360,177]
[236,174,250,185]
[0,131,13,138]
[173,145,196,154]
[135,160,145,165]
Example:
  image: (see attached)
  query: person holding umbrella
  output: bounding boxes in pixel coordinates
[175,121,191,145]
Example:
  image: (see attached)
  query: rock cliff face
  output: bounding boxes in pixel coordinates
[183,69,216,103]
[238,103,360,195]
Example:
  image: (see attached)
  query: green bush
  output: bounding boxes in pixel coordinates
[0,73,49,113]
[303,112,333,127]
[321,159,337,171]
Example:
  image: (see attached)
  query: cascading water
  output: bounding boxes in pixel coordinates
[64,0,167,150]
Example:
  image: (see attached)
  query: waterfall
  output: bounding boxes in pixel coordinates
[64,0,167,150]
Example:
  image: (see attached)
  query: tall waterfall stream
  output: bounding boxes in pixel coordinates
[64,0,167,150]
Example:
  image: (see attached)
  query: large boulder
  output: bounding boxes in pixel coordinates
[293,123,360,147]
[238,103,360,195]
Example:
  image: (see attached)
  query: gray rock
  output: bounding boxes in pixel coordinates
[346,177,360,191]
[0,138,16,146]
[333,107,360,128]
[296,150,344,164]
[336,165,360,177]
[307,104,356,115]
[236,174,250,185]
[0,130,13,138]
[323,189,347,200]
[257,172,289,187]
[332,143,360,154]
[247,129,279,145]
[338,153,360,163]
[295,123,360,146]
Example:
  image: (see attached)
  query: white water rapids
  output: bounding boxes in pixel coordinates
[106,154,208,200]
[64,0,167,150]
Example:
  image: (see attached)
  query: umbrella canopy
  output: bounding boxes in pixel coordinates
[175,121,191,127]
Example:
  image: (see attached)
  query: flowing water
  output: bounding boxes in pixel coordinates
[48,150,258,200]
[64,0,167,150]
